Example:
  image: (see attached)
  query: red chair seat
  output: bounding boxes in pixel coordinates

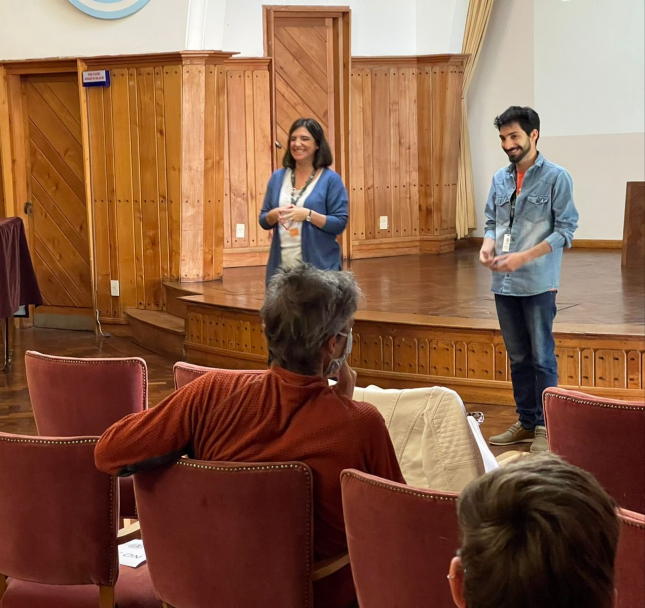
[2,565,159,608]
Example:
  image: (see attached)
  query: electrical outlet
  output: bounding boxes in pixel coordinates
[379,216,389,230]
[110,280,120,297]
[236,223,245,238]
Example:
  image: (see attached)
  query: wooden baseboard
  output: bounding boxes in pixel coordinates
[573,239,622,249]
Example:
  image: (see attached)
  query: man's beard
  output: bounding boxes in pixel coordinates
[506,142,531,165]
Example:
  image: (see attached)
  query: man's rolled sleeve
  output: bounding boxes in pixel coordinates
[484,180,497,240]
[549,170,579,250]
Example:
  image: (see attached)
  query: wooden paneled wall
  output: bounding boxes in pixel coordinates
[84,52,229,322]
[86,61,182,320]
[350,56,465,259]
[218,54,466,266]
[223,59,273,268]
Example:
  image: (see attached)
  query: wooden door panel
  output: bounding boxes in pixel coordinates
[273,16,335,163]
[25,75,91,310]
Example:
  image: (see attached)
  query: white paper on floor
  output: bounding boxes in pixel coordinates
[118,539,147,568]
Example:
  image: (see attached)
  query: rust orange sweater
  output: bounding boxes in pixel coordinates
[95,366,404,608]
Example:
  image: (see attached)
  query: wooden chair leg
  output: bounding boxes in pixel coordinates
[0,574,7,601]
[99,585,115,608]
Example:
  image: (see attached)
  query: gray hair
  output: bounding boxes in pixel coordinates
[261,264,361,375]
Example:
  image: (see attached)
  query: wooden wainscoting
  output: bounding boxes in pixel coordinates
[183,298,645,405]
[350,56,466,260]
[223,58,272,269]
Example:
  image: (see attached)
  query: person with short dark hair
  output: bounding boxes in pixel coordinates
[481,106,579,452]
[448,454,620,608]
[259,118,348,284]
[96,264,404,608]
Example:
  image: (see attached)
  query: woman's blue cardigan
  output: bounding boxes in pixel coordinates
[258,168,349,284]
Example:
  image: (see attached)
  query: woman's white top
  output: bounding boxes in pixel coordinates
[278,168,323,268]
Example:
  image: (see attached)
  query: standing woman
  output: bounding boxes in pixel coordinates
[259,118,348,284]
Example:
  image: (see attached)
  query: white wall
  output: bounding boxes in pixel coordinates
[535,0,645,138]
[468,0,645,240]
[468,0,535,238]
[0,0,190,60]
[0,0,469,60]
[217,0,419,57]
[416,0,470,55]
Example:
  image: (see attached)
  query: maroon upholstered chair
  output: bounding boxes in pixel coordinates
[0,432,159,608]
[25,350,148,519]
[341,469,459,608]
[134,460,349,608]
[172,361,213,390]
[544,388,645,513]
[615,508,645,608]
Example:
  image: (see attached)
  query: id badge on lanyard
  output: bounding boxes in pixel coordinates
[502,232,511,253]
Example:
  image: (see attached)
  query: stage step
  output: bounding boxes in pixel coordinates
[163,282,199,320]
[125,308,185,360]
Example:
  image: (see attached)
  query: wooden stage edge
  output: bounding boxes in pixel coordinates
[178,294,645,407]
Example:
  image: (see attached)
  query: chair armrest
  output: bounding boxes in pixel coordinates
[117,520,141,545]
[311,551,350,582]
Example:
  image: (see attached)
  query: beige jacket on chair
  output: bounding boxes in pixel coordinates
[353,385,488,492]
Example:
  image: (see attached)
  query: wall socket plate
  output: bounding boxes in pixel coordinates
[379,215,389,230]
[110,280,120,297]
[236,223,245,238]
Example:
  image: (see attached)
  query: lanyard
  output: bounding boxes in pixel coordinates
[290,169,317,206]
[509,190,517,230]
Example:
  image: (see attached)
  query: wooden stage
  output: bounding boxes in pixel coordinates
[171,248,645,405]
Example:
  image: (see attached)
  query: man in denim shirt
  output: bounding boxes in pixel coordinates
[479,106,578,452]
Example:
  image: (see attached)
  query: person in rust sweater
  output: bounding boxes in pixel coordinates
[95,264,404,608]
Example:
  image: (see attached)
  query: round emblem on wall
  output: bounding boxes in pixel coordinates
[68,0,151,20]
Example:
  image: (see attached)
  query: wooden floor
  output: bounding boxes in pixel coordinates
[173,248,644,330]
[0,327,523,457]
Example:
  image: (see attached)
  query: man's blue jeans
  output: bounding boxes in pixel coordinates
[495,291,558,430]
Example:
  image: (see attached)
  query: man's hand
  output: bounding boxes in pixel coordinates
[333,362,357,399]
[479,237,496,268]
[492,252,528,273]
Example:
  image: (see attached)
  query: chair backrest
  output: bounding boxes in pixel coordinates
[615,508,645,608]
[25,350,148,436]
[352,384,485,491]
[341,469,459,608]
[544,388,645,513]
[0,433,119,586]
[172,361,213,390]
[134,460,314,608]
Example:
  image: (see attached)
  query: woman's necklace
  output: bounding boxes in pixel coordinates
[290,168,316,206]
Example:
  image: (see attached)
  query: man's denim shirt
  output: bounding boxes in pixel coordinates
[484,153,579,296]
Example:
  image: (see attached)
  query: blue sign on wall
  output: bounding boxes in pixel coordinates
[68,0,151,20]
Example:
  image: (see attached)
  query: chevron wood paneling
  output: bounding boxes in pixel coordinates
[25,75,92,310]
[273,16,335,167]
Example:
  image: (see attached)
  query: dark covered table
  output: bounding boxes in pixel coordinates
[0,217,42,370]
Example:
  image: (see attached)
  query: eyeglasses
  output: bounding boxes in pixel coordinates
[467,411,485,424]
